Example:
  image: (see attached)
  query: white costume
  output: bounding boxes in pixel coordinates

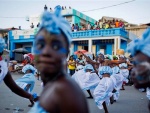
[82,64,100,90]
[119,63,129,83]
[111,66,124,100]
[72,64,100,91]
[93,66,115,109]
[0,60,8,83]
[0,37,8,83]
[15,64,37,93]
[146,88,150,100]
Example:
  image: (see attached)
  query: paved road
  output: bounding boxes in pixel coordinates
[0,73,149,113]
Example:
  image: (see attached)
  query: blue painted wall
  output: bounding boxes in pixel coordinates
[121,40,127,52]
[106,44,112,55]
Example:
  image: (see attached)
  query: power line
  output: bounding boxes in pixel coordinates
[0,0,136,19]
[82,0,136,12]
[0,16,25,18]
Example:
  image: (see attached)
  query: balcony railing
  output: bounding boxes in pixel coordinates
[71,28,128,39]
[9,28,128,40]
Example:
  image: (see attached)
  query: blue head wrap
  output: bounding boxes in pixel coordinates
[112,66,120,74]
[127,28,150,57]
[76,65,84,70]
[99,66,112,75]
[0,37,5,53]
[97,51,104,56]
[22,64,37,74]
[84,64,94,71]
[119,63,127,68]
[86,54,93,60]
[33,5,71,54]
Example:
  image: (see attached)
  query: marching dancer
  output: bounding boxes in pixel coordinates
[127,28,150,110]
[28,5,88,113]
[15,56,37,107]
[0,37,35,106]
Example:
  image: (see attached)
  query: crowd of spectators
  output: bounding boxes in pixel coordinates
[71,19,125,32]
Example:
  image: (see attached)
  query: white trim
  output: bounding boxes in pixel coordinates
[118,37,120,49]
[72,36,119,41]
[88,39,92,52]
[114,38,117,55]
[121,37,128,41]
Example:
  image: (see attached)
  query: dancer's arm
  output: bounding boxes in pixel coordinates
[79,51,98,65]
[110,59,126,64]
[3,71,33,100]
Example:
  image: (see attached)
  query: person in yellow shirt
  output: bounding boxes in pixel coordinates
[68,55,76,76]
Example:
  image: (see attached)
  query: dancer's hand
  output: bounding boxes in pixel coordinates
[29,93,39,102]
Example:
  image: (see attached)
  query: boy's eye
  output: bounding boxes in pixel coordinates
[51,40,62,51]
[36,40,45,50]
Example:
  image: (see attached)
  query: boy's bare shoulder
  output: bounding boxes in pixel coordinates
[40,76,89,113]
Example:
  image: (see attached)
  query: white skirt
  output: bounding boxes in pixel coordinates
[120,69,129,83]
[72,69,86,88]
[93,77,115,109]
[147,88,150,100]
[82,72,100,90]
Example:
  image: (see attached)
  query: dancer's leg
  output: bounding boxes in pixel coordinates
[87,90,93,98]
[102,101,109,113]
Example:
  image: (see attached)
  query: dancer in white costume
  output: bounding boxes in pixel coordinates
[72,65,85,87]
[93,65,115,113]
[29,5,88,113]
[111,66,124,101]
[0,37,35,106]
[15,56,37,107]
[82,64,100,91]
[119,62,129,90]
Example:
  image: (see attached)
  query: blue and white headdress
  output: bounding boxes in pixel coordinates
[99,66,113,75]
[127,28,150,57]
[33,5,71,54]
[0,37,5,53]
[96,51,104,56]
[84,64,94,71]
[22,64,37,74]
[119,63,127,68]
[112,66,120,74]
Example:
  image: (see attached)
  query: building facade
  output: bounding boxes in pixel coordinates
[29,8,96,29]
[9,28,128,59]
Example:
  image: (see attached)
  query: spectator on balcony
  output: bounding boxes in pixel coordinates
[65,6,66,9]
[99,20,103,29]
[37,23,40,28]
[74,23,79,32]
[81,25,86,31]
[76,23,79,31]
[115,20,119,28]
[112,18,115,24]
[50,8,53,12]
[102,21,106,29]
[110,20,115,28]
[87,22,91,30]
[30,23,34,29]
[105,21,109,29]
[74,24,77,32]
[72,24,75,32]
[119,20,125,28]
[90,26,94,30]
[62,6,64,10]
[94,21,98,30]
[69,6,71,9]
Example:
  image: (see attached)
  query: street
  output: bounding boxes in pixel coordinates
[0,73,149,113]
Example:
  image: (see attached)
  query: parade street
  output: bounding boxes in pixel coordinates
[0,73,149,113]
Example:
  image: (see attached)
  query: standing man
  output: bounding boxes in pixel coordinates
[68,55,76,76]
